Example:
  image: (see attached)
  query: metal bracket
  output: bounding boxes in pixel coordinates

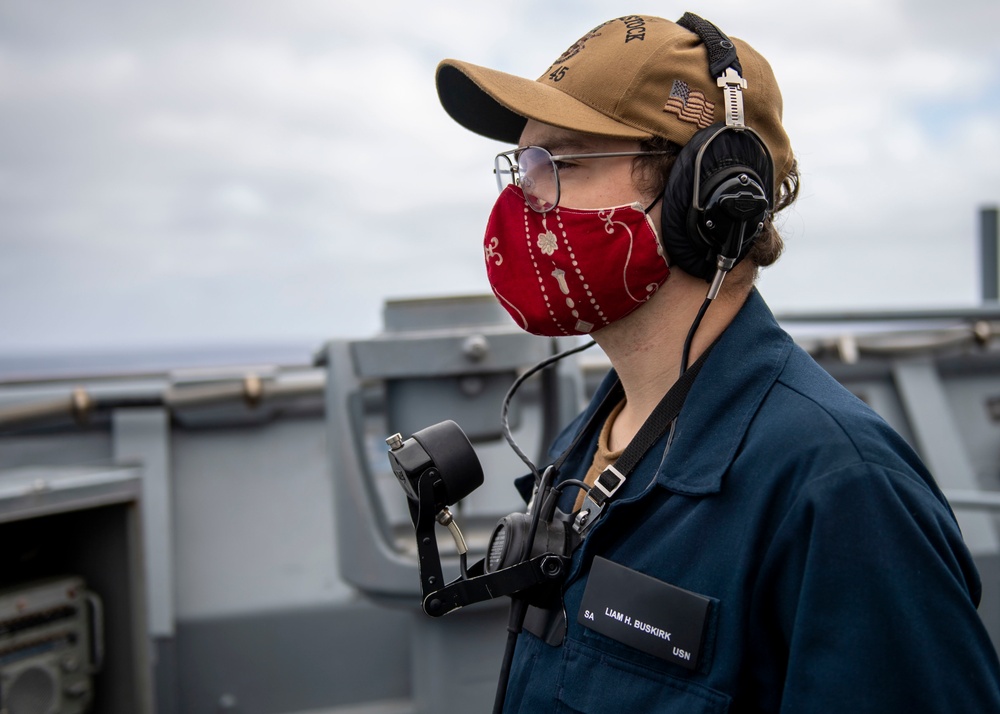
[717,67,748,128]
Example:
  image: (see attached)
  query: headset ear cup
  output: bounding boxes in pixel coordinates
[660,126,714,281]
[660,123,774,281]
[691,166,768,265]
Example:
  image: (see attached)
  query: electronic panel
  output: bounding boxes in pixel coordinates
[0,577,102,714]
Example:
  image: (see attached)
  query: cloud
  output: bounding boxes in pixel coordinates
[1,0,998,353]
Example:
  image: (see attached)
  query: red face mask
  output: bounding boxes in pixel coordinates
[483,186,670,337]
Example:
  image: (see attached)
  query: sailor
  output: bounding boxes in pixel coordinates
[435,13,1000,712]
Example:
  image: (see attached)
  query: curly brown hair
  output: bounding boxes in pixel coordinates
[632,136,800,282]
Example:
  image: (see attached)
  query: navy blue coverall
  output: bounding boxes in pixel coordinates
[504,289,1000,713]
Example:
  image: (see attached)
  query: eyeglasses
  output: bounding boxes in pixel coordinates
[494,146,669,213]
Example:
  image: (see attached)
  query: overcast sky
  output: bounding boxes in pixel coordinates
[1,0,998,357]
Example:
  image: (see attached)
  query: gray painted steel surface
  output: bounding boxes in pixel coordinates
[2,295,1000,712]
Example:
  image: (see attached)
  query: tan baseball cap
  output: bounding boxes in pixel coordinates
[436,14,793,183]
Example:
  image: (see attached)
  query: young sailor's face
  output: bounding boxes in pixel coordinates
[518,119,660,225]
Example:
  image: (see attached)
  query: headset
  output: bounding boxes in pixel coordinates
[660,13,775,295]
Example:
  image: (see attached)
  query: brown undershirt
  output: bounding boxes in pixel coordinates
[573,399,626,512]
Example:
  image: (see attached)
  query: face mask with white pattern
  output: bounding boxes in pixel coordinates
[483,185,669,337]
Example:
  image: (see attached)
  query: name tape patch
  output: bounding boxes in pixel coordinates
[578,557,712,670]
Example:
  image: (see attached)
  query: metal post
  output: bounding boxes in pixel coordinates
[981,206,999,303]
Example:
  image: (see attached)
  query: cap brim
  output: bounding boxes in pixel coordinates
[436,59,655,145]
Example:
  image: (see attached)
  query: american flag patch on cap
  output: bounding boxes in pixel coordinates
[664,80,715,128]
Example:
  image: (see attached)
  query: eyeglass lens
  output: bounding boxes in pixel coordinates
[517,147,558,212]
[494,153,514,194]
[494,147,558,212]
